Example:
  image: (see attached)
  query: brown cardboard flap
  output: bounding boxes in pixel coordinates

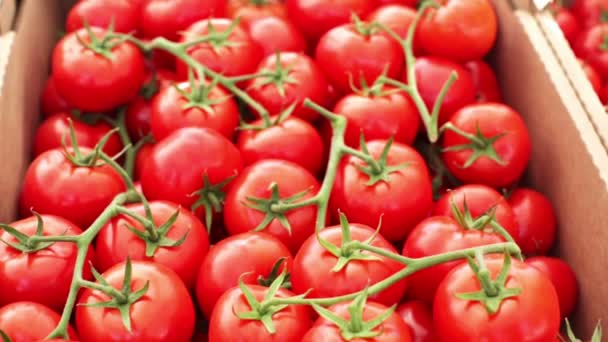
[0,0,15,34]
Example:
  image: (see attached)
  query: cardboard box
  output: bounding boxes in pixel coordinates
[0,0,606,337]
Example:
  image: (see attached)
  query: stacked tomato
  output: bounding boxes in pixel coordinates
[0,0,599,341]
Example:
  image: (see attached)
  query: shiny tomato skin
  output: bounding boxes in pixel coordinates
[442,103,532,188]
[226,0,287,28]
[247,52,329,122]
[554,8,580,45]
[464,60,502,103]
[134,143,154,181]
[41,76,71,117]
[76,261,196,342]
[292,224,407,306]
[223,159,320,253]
[52,27,146,112]
[0,215,94,312]
[574,24,608,79]
[579,58,603,94]
[526,256,579,320]
[236,116,324,175]
[366,5,422,55]
[19,147,127,229]
[396,301,436,342]
[377,0,416,6]
[302,301,412,342]
[330,140,433,242]
[434,255,560,341]
[0,302,79,342]
[507,188,557,256]
[417,0,497,62]
[571,0,608,29]
[177,19,262,79]
[33,112,123,157]
[196,232,293,318]
[66,0,139,33]
[246,16,308,58]
[209,285,311,342]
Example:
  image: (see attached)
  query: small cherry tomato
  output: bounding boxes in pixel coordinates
[507,188,557,256]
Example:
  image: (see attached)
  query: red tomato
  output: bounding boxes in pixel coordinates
[292,223,407,306]
[417,0,497,62]
[236,116,324,175]
[0,302,79,342]
[571,0,608,29]
[526,256,579,320]
[574,24,608,79]
[377,0,416,6]
[602,83,608,104]
[434,255,560,341]
[579,58,603,94]
[507,188,557,256]
[302,300,412,341]
[441,103,531,188]
[41,76,71,117]
[247,52,329,122]
[333,86,420,148]
[134,143,154,181]
[177,19,262,79]
[223,159,320,253]
[397,301,437,342]
[209,285,311,342]
[464,60,502,103]
[66,0,139,33]
[0,215,94,312]
[76,261,196,342]
[366,5,421,54]
[226,0,287,28]
[316,21,404,94]
[33,112,123,157]
[140,0,226,40]
[330,140,433,242]
[554,8,581,46]
[19,147,127,228]
[246,16,308,58]
[196,232,293,318]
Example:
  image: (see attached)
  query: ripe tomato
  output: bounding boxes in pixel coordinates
[330,140,433,242]
[377,0,416,6]
[196,232,293,318]
[316,21,403,95]
[19,147,127,229]
[41,76,71,117]
[579,58,603,94]
[247,52,329,122]
[0,215,94,312]
[526,256,579,320]
[246,16,308,58]
[441,103,531,188]
[52,27,146,112]
[209,284,311,342]
[464,60,502,103]
[507,188,557,256]
[333,85,420,148]
[402,216,506,303]
[434,255,560,341]
[226,0,287,28]
[397,301,436,342]
[76,261,196,342]
[134,143,154,181]
[140,0,225,40]
[574,24,608,79]
[33,112,123,157]
[236,116,324,175]
[554,7,581,46]
[0,302,79,342]
[66,0,139,34]
[366,5,421,54]
[417,0,497,62]
[292,223,407,306]
[177,19,262,79]
[223,159,320,253]
[571,0,608,29]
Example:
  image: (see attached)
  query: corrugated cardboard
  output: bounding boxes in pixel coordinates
[0,0,605,337]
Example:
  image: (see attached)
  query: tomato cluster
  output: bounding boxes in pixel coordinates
[0,0,598,341]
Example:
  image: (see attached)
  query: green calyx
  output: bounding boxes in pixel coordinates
[257,258,292,289]
[351,14,378,37]
[191,173,235,231]
[62,119,122,168]
[248,0,270,6]
[450,198,498,232]
[0,331,10,342]
[564,319,603,342]
[177,70,229,113]
[203,19,241,52]
[354,135,410,186]
[140,72,160,100]
[442,123,507,168]
[239,104,296,131]
[253,52,298,98]
[76,19,125,60]
[0,212,55,253]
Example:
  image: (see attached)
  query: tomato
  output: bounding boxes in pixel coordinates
[209,284,311,342]
[333,85,420,148]
[434,255,560,341]
[223,159,320,253]
[0,302,79,342]
[33,112,123,157]
[196,232,293,318]
[408,56,476,126]
[579,58,603,94]
[226,0,287,28]
[76,261,196,342]
[236,116,324,175]
[396,301,436,342]
[402,216,506,303]
[134,143,154,181]
[366,5,421,54]
[292,223,407,306]
[417,0,497,62]
[177,19,262,79]
[441,103,531,188]
[19,147,127,229]
[150,80,239,141]
[507,188,557,256]
[464,60,502,102]
[247,52,329,122]
[66,0,139,34]
[554,8,581,46]
[0,215,94,312]
[140,0,225,40]
[315,21,404,95]
[574,24,608,79]
[246,16,308,58]
[571,0,608,29]
[302,300,412,342]
[526,256,578,320]
[377,0,416,6]
[330,140,433,242]
[41,76,71,117]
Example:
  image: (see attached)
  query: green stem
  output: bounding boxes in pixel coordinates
[270,197,319,212]
[28,235,80,243]
[113,110,136,179]
[350,242,413,265]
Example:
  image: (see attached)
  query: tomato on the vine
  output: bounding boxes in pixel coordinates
[246,17,308,58]
[41,76,71,117]
[507,188,557,256]
[366,5,420,54]
[377,0,416,6]
[140,0,225,40]
[0,302,79,342]
[226,0,287,28]
[397,301,436,342]
[553,7,580,46]
[571,0,608,29]
[526,256,579,320]
[464,60,502,103]
[66,0,139,34]
[574,24,608,79]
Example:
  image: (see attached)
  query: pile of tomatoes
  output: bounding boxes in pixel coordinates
[0,0,600,341]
